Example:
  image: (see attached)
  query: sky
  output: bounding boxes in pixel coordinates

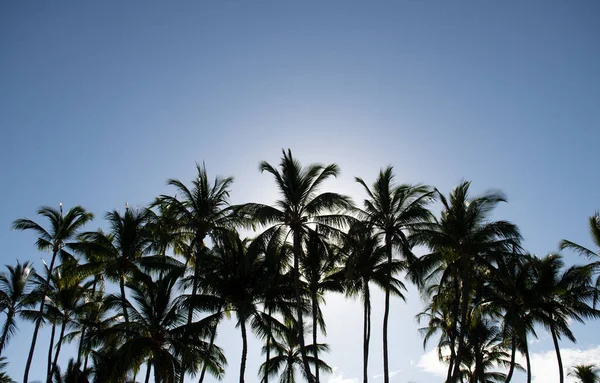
[1,1,599,382]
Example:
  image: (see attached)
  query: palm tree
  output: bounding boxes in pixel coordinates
[484,251,537,383]
[13,204,93,383]
[341,222,406,383]
[98,268,226,383]
[530,254,600,383]
[74,207,152,324]
[51,358,92,383]
[560,212,600,306]
[0,261,33,356]
[301,231,344,383]
[410,182,521,383]
[259,320,332,383]
[238,149,354,383]
[155,163,235,383]
[0,357,15,383]
[569,364,600,383]
[202,230,273,383]
[355,166,433,383]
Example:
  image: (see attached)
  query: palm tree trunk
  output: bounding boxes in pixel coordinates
[504,333,517,383]
[0,310,14,356]
[198,305,222,383]
[240,317,248,383]
[24,248,58,383]
[119,273,129,323]
[51,319,67,378]
[550,323,564,383]
[524,340,532,383]
[312,292,320,383]
[77,326,86,366]
[182,240,204,383]
[263,306,272,383]
[46,323,56,383]
[451,267,472,382]
[145,361,152,383]
[382,235,392,383]
[293,229,314,383]
[447,277,459,383]
[363,285,371,383]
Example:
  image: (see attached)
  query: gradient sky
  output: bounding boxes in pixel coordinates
[1,1,599,382]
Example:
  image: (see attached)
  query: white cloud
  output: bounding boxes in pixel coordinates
[416,346,600,383]
[327,367,359,383]
[372,369,404,380]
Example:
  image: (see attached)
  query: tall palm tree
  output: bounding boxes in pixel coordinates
[569,365,600,383]
[237,149,354,383]
[0,261,33,356]
[259,320,332,383]
[410,182,521,383]
[560,212,600,306]
[355,166,433,383]
[155,163,235,383]
[530,254,600,383]
[341,222,406,383]
[13,204,93,383]
[301,231,344,383]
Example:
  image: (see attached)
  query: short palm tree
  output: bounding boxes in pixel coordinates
[569,364,600,383]
[530,254,600,383]
[237,149,354,383]
[341,222,406,383]
[259,320,332,383]
[355,166,433,383]
[0,357,15,383]
[301,231,344,383]
[410,182,521,383]
[12,204,93,383]
[0,261,34,356]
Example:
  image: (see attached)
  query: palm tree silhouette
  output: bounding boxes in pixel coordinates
[0,260,33,356]
[13,205,93,383]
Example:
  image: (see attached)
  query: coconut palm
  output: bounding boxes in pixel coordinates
[0,357,15,383]
[237,149,354,383]
[355,166,434,383]
[569,364,600,383]
[97,267,226,383]
[301,231,344,383]
[259,320,332,383]
[410,182,521,383]
[560,212,600,306]
[12,204,93,383]
[341,222,406,383]
[530,254,600,383]
[155,163,235,383]
[51,358,92,383]
[0,261,34,356]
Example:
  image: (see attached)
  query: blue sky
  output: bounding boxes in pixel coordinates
[1,1,599,382]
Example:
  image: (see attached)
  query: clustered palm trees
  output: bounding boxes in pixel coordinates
[1,149,599,383]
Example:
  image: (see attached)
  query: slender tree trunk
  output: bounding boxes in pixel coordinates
[0,310,13,356]
[46,323,56,383]
[181,238,204,383]
[447,276,459,383]
[382,235,392,383]
[363,285,371,383]
[145,361,152,383]
[524,340,532,383]
[451,266,472,382]
[119,273,129,323]
[24,248,58,383]
[263,306,272,383]
[240,317,248,383]
[77,326,86,366]
[292,229,314,383]
[550,323,564,383]
[198,305,222,383]
[504,333,517,383]
[312,291,320,383]
[51,318,67,378]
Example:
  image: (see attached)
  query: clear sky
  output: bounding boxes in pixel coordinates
[1,1,599,382]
